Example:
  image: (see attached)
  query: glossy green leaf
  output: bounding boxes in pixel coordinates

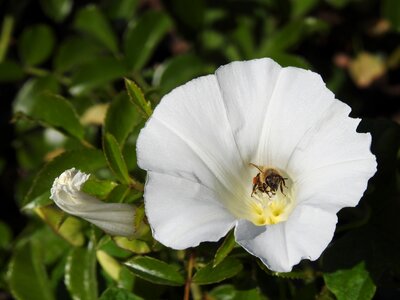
[124,256,185,286]
[54,36,102,72]
[103,133,131,184]
[153,54,208,95]
[124,78,152,118]
[0,60,23,82]
[100,287,143,300]
[65,242,98,300]
[124,11,172,71]
[81,177,117,199]
[192,258,243,285]
[7,241,54,300]
[105,92,141,146]
[103,0,139,20]
[21,92,84,140]
[324,262,376,300]
[214,230,236,267]
[70,57,127,96]
[13,76,60,115]
[35,206,85,246]
[382,0,400,31]
[114,237,151,254]
[24,149,107,205]
[39,0,73,22]
[18,24,55,66]
[74,5,118,53]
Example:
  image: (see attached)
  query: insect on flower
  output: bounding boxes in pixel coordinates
[250,163,288,198]
[137,58,377,272]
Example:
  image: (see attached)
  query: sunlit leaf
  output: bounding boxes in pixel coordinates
[97,250,121,281]
[18,24,55,66]
[74,5,118,53]
[124,256,185,286]
[114,237,151,254]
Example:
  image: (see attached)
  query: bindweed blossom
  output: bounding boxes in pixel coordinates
[137,58,377,272]
[50,168,136,237]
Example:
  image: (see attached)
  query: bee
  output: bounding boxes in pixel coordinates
[250,163,288,198]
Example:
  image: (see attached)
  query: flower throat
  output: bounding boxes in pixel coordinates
[248,164,295,226]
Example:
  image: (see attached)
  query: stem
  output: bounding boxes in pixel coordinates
[0,15,14,62]
[183,252,195,300]
[129,178,144,192]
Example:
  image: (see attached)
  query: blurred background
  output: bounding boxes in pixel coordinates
[0,0,399,299]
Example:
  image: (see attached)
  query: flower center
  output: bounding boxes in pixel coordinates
[247,164,295,226]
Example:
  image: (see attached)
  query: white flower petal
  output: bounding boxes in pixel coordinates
[235,204,337,272]
[215,58,282,163]
[145,172,236,249]
[50,168,135,237]
[137,74,251,208]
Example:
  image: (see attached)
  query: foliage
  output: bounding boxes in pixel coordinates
[1,0,400,299]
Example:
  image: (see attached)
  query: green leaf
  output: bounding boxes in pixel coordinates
[0,221,12,249]
[0,60,24,82]
[74,5,118,53]
[103,0,139,20]
[13,76,60,115]
[192,258,243,285]
[35,206,85,246]
[103,133,131,184]
[124,256,185,286]
[324,262,376,300]
[70,57,127,96]
[106,184,130,203]
[290,0,318,18]
[53,36,102,72]
[22,92,85,140]
[39,0,73,22]
[382,0,400,31]
[100,287,144,300]
[24,149,107,205]
[81,177,117,199]
[213,230,236,267]
[124,11,172,71]
[18,24,55,66]
[268,52,311,69]
[209,284,263,300]
[114,237,151,254]
[7,241,54,300]
[65,242,98,300]
[105,92,141,146]
[124,78,152,118]
[153,54,208,95]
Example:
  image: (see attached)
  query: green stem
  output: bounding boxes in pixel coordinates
[0,15,14,62]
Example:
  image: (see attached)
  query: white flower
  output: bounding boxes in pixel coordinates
[136,58,377,272]
[50,168,136,237]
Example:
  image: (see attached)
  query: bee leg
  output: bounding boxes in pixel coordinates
[280,182,287,196]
